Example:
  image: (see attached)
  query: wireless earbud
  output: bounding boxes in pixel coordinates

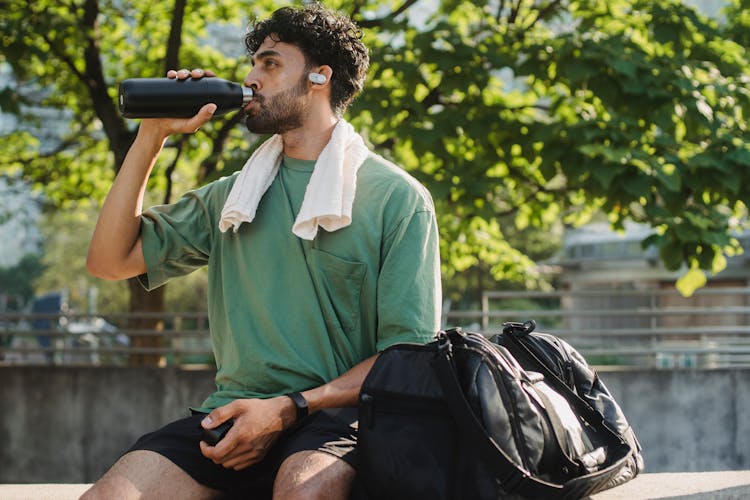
[308,73,327,85]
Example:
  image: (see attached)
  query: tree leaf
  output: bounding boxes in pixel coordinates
[676,267,707,297]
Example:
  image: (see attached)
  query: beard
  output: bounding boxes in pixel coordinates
[244,75,309,135]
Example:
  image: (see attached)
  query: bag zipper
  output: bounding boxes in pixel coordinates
[360,389,448,428]
[534,332,576,391]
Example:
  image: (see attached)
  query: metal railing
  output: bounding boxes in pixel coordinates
[2,287,750,368]
[0,311,212,367]
[443,287,750,369]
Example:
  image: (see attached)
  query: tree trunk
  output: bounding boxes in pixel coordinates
[127,278,166,366]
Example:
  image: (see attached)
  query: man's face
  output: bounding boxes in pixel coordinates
[243,37,311,135]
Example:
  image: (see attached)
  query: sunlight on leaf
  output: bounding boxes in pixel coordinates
[675,267,707,297]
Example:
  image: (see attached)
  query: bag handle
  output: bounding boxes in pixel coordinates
[431,332,565,498]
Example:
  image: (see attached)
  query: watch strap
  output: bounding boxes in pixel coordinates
[285,391,309,422]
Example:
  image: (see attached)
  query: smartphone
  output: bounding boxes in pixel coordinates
[201,419,234,446]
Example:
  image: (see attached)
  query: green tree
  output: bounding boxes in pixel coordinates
[0,0,276,363]
[1,0,748,341]
[350,0,750,296]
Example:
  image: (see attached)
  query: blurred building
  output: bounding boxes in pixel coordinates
[555,221,750,370]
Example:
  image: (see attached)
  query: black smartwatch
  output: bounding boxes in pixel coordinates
[285,391,309,422]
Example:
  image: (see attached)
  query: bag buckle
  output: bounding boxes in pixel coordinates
[502,319,536,336]
[437,331,453,356]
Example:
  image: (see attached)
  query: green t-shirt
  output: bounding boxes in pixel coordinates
[139,153,441,410]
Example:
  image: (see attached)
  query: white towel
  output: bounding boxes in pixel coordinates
[219,119,369,239]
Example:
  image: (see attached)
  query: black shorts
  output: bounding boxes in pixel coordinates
[127,407,358,499]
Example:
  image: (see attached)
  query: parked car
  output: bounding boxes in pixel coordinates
[4,291,129,365]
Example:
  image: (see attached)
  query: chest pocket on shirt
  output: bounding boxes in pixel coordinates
[307,248,367,336]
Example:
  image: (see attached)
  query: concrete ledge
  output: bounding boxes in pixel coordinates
[0,484,90,500]
[2,471,749,500]
[589,470,750,499]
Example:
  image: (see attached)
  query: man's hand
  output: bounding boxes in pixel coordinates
[197,355,378,471]
[199,397,296,470]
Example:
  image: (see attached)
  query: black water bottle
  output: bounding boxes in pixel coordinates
[118,77,254,118]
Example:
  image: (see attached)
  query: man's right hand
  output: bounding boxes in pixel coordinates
[199,397,298,471]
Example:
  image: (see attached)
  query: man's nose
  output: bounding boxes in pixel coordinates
[243,71,259,91]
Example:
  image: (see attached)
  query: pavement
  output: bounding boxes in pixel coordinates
[1,470,749,499]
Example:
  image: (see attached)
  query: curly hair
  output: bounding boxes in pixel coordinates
[244,3,369,115]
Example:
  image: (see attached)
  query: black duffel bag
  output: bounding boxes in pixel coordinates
[356,321,643,499]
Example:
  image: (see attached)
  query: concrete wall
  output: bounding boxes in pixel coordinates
[0,366,748,483]
[0,367,216,483]
[602,367,750,473]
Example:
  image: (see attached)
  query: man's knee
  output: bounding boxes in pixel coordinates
[273,450,355,500]
[79,451,148,500]
[79,480,127,500]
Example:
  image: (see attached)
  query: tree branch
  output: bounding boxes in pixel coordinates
[349,0,366,21]
[39,32,87,82]
[420,85,442,109]
[163,136,186,204]
[523,0,564,31]
[197,112,246,184]
[492,182,569,217]
[497,0,507,22]
[79,0,131,166]
[356,0,420,28]
[35,124,95,159]
[164,0,187,74]
[508,0,523,25]
[0,124,89,165]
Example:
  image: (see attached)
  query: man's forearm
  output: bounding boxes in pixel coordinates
[300,353,379,414]
[86,130,166,280]
[87,103,217,281]
[200,352,380,466]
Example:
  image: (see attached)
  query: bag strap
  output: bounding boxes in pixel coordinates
[431,333,565,498]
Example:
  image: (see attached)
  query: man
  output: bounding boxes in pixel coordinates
[83,4,440,499]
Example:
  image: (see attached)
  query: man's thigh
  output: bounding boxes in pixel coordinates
[80,450,223,500]
[84,413,275,499]
[270,407,359,499]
